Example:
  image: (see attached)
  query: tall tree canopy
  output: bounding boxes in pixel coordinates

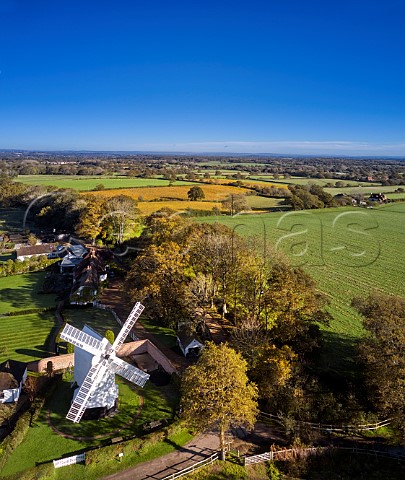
[354,293,405,433]
[181,342,258,459]
[187,185,205,201]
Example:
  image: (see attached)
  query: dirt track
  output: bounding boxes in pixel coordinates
[102,432,220,480]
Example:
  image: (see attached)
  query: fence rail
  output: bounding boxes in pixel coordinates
[53,452,85,468]
[162,452,219,480]
[244,446,405,466]
[93,301,138,341]
[258,411,391,433]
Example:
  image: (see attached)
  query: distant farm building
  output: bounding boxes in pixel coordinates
[369,193,387,203]
[0,360,28,403]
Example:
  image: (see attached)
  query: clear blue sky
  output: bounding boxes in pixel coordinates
[1,0,404,155]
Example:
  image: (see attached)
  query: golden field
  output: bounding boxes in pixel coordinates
[85,184,248,202]
[137,200,221,215]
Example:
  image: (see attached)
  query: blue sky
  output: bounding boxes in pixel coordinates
[1,0,404,155]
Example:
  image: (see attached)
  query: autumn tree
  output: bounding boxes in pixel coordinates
[261,262,330,357]
[187,186,205,201]
[75,195,104,244]
[100,195,139,244]
[354,293,405,432]
[181,342,258,460]
[128,241,192,327]
[187,223,251,317]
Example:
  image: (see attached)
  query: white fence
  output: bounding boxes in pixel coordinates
[93,301,139,341]
[244,446,405,466]
[162,452,219,480]
[53,452,86,468]
[259,411,391,433]
[245,447,323,465]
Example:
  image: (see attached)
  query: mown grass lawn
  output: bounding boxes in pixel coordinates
[62,307,122,338]
[0,272,58,362]
[1,376,180,477]
[0,272,56,314]
[138,317,178,349]
[0,311,57,363]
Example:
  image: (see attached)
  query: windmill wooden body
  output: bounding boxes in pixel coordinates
[60,302,149,423]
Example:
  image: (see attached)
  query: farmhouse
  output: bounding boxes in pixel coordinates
[14,243,56,261]
[0,360,28,403]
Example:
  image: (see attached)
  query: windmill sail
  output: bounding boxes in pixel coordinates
[112,302,144,351]
[60,324,104,357]
[112,356,149,387]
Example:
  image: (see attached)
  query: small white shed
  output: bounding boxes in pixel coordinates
[0,360,28,403]
[177,335,203,358]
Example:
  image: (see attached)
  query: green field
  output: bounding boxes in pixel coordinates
[249,176,381,187]
[245,195,285,210]
[385,192,405,200]
[323,185,403,196]
[198,203,405,370]
[16,175,195,191]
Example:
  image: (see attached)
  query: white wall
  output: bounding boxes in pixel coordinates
[0,388,20,403]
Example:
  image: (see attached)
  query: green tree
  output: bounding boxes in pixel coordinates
[181,342,258,460]
[104,329,115,345]
[187,186,205,201]
[354,293,405,433]
[221,194,249,215]
[66,342,74,354]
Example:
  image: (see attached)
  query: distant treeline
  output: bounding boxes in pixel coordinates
[0,152,404,185]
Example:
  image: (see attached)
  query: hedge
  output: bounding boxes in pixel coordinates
[1,307,56,317]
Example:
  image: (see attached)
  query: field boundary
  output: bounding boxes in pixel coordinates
[244,445,405,466]
[259,411,391,433]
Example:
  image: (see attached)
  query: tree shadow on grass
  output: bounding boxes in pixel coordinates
[15,347,52,359]
[317,331,360,390]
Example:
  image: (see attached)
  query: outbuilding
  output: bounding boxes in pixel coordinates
[0,360,28,403]
[177,334,203,358]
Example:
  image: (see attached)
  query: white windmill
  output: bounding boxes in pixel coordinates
[60,302,149,423]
